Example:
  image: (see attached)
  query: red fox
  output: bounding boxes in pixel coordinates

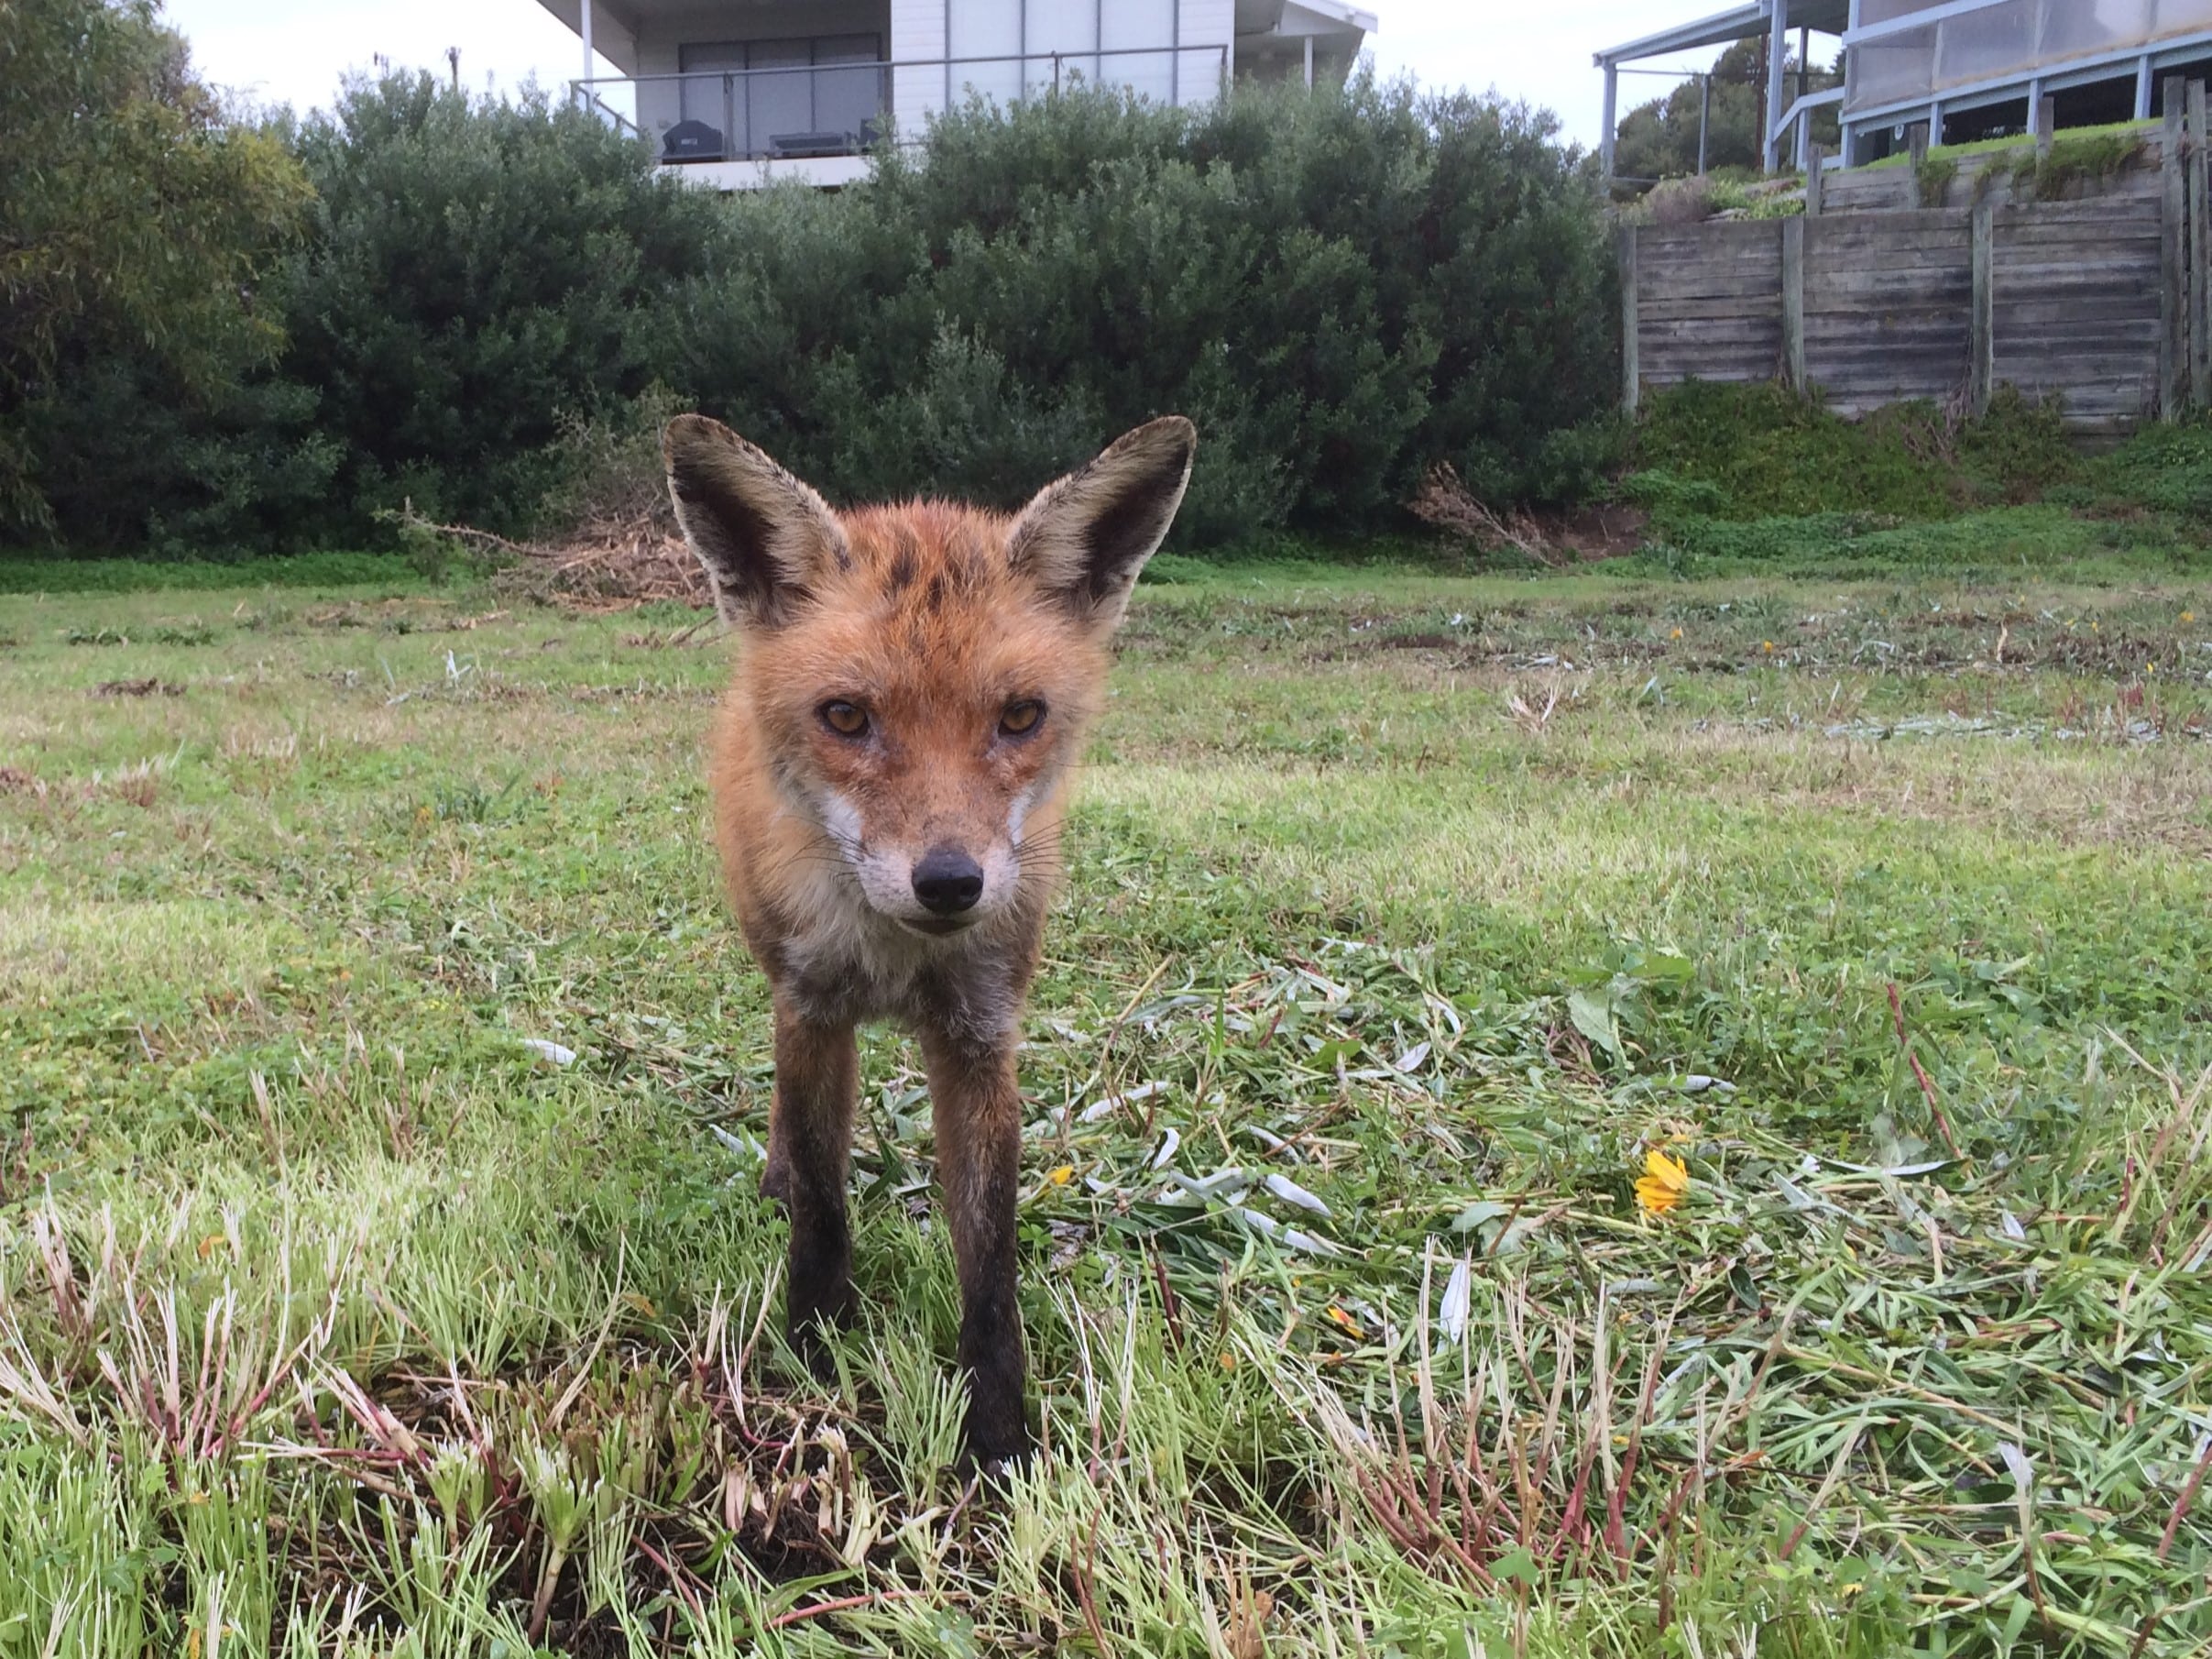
[663,413,1196,1467]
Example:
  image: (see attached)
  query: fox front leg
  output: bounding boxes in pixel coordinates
[917,1023,1035,1470]
[771,1003,860,1353]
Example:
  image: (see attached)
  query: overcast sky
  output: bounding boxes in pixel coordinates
[159,0,1721,152]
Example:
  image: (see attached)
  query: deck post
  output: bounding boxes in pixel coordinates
[2138,57,2155,122]
[2191,82,2210,409]
[1764,0,1790,172]
[1601,62,1619,185]
[1969,203,1994,418]
[1620,225,1640,415]
[1698,72,1712,176]
[2162,78,2187,419]
[580,0,594,96]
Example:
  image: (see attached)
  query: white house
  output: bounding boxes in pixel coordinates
[1597,1,2212,181]
[534,0,1376,187]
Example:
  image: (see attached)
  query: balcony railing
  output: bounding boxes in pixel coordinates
[573,44,1230,168]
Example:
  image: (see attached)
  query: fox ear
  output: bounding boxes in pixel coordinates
[1007,416,1196,626]
[663,414,849,628]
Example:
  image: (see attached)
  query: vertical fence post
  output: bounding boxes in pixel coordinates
[1620,225,1640,416]
[1970,203,1995,418]
[1907,120,1931,209]
[1782,217,1807,393]
[1806,144,1825,217]
[2191,82,2210,410]
[2163,77,2188,419]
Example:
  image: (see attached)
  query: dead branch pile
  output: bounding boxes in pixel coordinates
[481,504,712,614]
[407,399,717,612]
[411,508,710,614]
[1407,462,1566,566]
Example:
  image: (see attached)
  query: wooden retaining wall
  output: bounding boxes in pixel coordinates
[1621,82,2209,431]
[1817,139,2163,217]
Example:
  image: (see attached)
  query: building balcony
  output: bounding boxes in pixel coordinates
[575,43,1229,189]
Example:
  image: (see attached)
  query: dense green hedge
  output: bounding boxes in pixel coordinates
[16,57,1620,555]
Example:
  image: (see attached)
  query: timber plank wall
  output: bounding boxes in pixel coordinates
[1621,84,2208,433]
[1819,140,2163,216]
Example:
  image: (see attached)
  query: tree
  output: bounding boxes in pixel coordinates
[0,0,309,532]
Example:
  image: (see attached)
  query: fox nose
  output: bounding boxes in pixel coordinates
[912,848,984,915]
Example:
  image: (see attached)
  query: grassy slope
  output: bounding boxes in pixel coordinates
[1,560,2210,1655]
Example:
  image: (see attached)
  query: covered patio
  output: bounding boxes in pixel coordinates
[1593,0,1848,181]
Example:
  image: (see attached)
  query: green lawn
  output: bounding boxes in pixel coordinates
[2,556,2210,1656]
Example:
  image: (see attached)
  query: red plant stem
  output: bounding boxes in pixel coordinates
[763,1589,923,1632]
[1149,1248,1183,1353]
[2159,1433,2212,1559]
[633,1535,705,1621]
[1074,1513,1112,1656]
[1888,983,1965,1160]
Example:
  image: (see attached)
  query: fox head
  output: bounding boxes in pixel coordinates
[664,415,1196,938]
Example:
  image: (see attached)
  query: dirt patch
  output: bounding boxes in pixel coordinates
[93,678,183,698]
[1380,632,1458,651]
[1407,465,1649,566]
[1540,502,1649,561]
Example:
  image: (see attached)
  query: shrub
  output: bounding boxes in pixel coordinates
[1629,379,2076,521]
[2083,419,2212,522]
[33,69,1617,555]
[676,76,1618,548]
[265,75,727,542]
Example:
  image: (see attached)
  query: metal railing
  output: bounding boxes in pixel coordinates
[572,43,1230,167]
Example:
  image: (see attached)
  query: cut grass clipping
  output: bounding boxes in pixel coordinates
[2,553,2210,1654]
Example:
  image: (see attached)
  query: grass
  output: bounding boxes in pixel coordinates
[1619,385,2212,581]
[3,555,2212,1654]
[0,551,422,596]
[1862,119,2160,171]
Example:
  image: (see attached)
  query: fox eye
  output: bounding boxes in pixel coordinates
[1000,699,1045,737]
[820,700,870,737]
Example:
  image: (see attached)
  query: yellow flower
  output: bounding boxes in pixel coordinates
[1636,1148,1690,1216]
[1046,1165,1074,1186]
[1220,1350,1237,1371]
[1670,627,1683,640]
[1761,640,1775,654]
[1325,1304,1365,1340]
[2184,611,2196,624]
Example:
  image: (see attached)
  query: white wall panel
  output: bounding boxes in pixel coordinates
[892,0,948,133]
[950,0,1024,106]
[1102,0,1177,104]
